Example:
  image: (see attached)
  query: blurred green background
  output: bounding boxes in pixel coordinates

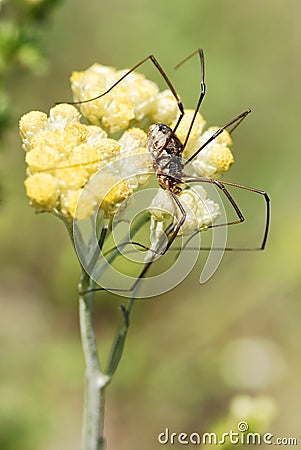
[1,0,301,449]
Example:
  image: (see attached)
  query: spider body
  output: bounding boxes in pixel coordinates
[147,123,184,194]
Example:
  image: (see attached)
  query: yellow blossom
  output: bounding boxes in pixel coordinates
[150,186,220,235]
[119,69,158,121]
[70,64,135,133]
[118,128,147,153]
[101,181,133,217]
[19,111,47,151]
[209,144,234,172]
[20,62,237,230]
[25,173,59,209]
[150,89,179,125]
[192,127,234,177]
[116,128,151,189]
[70,63,158,133]
[54,166,90,190]
[25,141,61,174]
[20,103,131,219]
[86,125,108,145]
[60,188,96,220]
[86,172,133,218]
[207,126,233,146]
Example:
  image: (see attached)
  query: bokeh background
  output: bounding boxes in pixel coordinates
[1,0,301,449]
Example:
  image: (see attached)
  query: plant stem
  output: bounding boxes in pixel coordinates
[79,273,110,450]
[63,218,108,449]
[63,213,150,449]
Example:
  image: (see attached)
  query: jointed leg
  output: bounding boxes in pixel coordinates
[62,54,185,122]
[83,192,187,295]
[174,48,206,148]
[184,109,251,166]
[182,175,270,250]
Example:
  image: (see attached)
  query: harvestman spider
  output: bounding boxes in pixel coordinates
[69,49,270,294]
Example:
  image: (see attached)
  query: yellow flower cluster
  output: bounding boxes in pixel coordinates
[20,61,235,229]
[70,64,185,134]
[19,104,150,220]
[70,62,234,178]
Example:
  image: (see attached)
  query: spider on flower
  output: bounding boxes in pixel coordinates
[20,49,270,296]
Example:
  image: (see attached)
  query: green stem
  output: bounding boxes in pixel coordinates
[79,274,109,450]
[63,217,109,449]
[62,213,150,449]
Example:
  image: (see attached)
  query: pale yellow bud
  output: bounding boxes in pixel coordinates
[19,111,48,151]
[86,171,133,218]
[25,173,59,209]
[48,104,81,130]
[192,127,234,177]
[151,90,179,125]
[60,189,96,220]
[150,186,220,235]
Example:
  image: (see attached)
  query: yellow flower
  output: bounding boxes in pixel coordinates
[25,138,62,174]
[192,127,234,177]
[116,128,151,189]
[20,63,237,230]
[209,144,234,172]
[60,189,96,220]
[149,186,220,235]
[19,111,47,151]
[59,172,133,221]
[150,89,179,125]
[118,127,147,153]
[24,173,59,210]
[20,103,130,219]
[70,64,158,133]
[48,103,82,129]
[86,172,133,219]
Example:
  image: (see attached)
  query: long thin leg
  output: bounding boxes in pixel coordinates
[182,175,270,250]
[228,112,250,135]
[157,191,187,255]
[174,48,207,149]
[83,192,187,295]
[61,54,184,120]
[184,109,251,166]
[83,175,270,295]
[83,236,164,295]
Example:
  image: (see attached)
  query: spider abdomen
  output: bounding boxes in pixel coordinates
[147,122,184,192]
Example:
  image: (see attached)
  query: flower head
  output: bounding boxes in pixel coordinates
[20,61,236,233]
[70,64,158,133]
[149,185,220,235]
[191,127,234,177]
[20,103,149,220]
[24,172,59,210]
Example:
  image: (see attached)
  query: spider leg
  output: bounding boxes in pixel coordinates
[174,48,206,149]
[157,191,186,254]
[182,175,270,250]
[81,240,163,295]
[82,192,187,295]
[58,54,185,122]
[184,109,251,166]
